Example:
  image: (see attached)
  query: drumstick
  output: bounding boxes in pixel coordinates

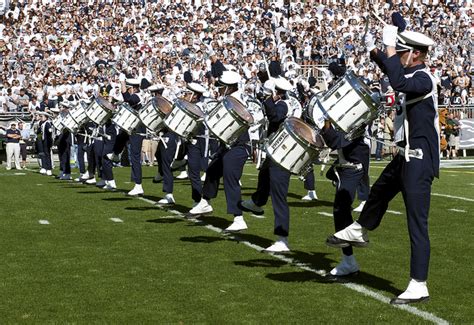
[371,10,406,44]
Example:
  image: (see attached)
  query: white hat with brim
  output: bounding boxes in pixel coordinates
[126,78,141,87]
[149,84,165,92]
[187,82,207,94]
[50,107,61,113]
[396,31,435,52]
[274,77,293,91]
[37,111,51,117]
[218,71,241,86]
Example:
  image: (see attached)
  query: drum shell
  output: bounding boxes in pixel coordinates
[315,71,380,139]
[138,96,172,132]
[52,116,65,133]
[85,97,115,125]
[265,117,322,175]
[163,99,204,139]
[205,96,253,145]
[112,103,141,134]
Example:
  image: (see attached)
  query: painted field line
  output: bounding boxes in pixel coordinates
[318,212,333,217]
[387,210,403,215]
[432,193,474,202]
[251,213,266,219]
[141,200,448,324]
[110,218,124,223]
[448,208,466,213]
[38,220,50,225]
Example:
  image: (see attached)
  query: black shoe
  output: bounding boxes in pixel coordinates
[326,235,369,248]
[390,296,429,305]
[324,271,359,283]
[152,177,163,184]
[237,200,264,216]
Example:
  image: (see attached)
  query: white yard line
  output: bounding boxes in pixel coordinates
[38,220,50,225]
[387,210,403,215]
[110,218,124,223]
[448,209,466,213]
[141,199,449,324]
[318,212,333,217]
[432,193,474,202]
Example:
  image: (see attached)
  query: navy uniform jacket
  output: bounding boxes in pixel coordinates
[122,92,142,111]
[264,96,288,136]
[41,120,54,148]
[372,51,439,177]
[321,126,370,172]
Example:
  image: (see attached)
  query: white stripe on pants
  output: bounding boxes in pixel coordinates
[6,142,21,169]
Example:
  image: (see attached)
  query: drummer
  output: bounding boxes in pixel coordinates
[56,102,72,180]
[109,77,146,196]
[189,71,251,233]
[239,77,293,252]
[38,112,53,176]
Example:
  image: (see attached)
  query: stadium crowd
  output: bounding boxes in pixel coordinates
[0,0,472,115]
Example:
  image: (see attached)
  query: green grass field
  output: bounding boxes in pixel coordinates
[0,161,473,324]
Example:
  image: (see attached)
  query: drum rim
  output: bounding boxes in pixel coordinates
[285,117,320,148]
[223,96,254,125]
[174,98,204,118]
[152,95,173,115]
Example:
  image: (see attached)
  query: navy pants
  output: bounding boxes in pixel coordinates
[86,142,96,177]
[333,167,365,256]
[202,144,249,216]
[101,125,117,181]
[58,132,71,174]
[158,132,178,194]
[356,171,370,201]
[76,135,86,174]
[252,159,291,237]
[304,168,315,191]
[93,140,104,179]
[358,154,434,281]
[41,142,52,170]
[114,126,145,184]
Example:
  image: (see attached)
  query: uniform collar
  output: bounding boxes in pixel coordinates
[404,63,426,75]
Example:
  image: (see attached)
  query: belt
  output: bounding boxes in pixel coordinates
[398,147,423,160]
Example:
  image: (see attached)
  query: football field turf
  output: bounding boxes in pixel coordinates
[0,161,473,324]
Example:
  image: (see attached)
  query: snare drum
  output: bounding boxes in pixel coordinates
[62,103,89,133]
[85,96,115,125]
[138,95,173,132]
[310,70,381,139]
[205,96,254,145]
[304,92,325,129]
[163,98,204,138]
[112,102,141,134]
[52,115,65,134]
[286,94,303,118]
[265,117,325,176]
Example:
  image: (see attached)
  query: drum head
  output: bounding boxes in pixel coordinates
[175,99,204,118]
[153,95,173,115]
[225,96,254,124]
[286,117,323,147]
[96,96,115,112]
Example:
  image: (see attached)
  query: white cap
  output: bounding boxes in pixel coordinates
[50,107,61,113]
[218,71,241,85]
[149,84,165,92]
[187,82,207,94]
[125,78,141,87]
[262,79,275,95]
[274,77,293,91]
[396,31,435,52]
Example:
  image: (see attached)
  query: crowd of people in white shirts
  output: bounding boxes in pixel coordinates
[0,0,471,115]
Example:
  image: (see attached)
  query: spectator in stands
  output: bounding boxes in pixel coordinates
[453,70,471,107]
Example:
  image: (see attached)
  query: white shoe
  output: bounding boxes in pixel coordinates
[391,279,429,304]
[329,254,359,276]
[157,193,175,205]
[6,167,11,170]
[264,237,290,253]
[106,153,120,163]
[46,170,52,176]
[224,216,248,232]
[239,199,264,215]
[200,172,206,182]
[127,184,144,196]
[189,198,213,214]
[104,180,117,191]
[332,221,369,247]
[96,179,106,187]
[176,170,188,179]
[85,177,97,185]
[80,171,90,181]
[60,174,71,180]
[40,168,46,174]
[353,201,366,213]
[302,190,318,201]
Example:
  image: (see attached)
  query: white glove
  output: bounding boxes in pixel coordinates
[119,73,126,82]
[365,33,376,52]
[382,25,398,48]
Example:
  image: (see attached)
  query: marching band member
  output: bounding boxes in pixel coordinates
[189,71,251,233]
[38,112,53,176]
[56,103,72,180]
[109,77,146,196]
[326,26,438,304]
[239,77,293,252]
